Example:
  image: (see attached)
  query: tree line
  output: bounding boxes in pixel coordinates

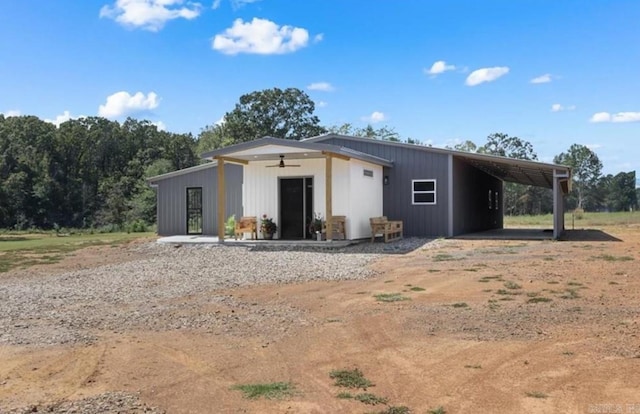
[0,115,197,230]
[1,87,637,230]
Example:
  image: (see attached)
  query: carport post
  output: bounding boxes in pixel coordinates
[553,170,569,240]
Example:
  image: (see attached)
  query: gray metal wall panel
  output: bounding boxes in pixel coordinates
[320,138,450,237]
[155,164,243,236]
[452,157,503,235]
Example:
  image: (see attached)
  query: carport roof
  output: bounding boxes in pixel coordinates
[452,152,571,192]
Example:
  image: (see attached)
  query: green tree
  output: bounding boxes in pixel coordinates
[604,171,637,211]
[479,132,537,160]
[222,87,325,143]
[554,144,603,210]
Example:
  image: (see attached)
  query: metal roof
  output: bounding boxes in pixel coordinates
[147,161,217,185]
[200,136,394,167]
[304,134,571,192]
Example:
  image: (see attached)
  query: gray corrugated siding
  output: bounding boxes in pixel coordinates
[452,157,503,235]
[155,164,243,236]
[320,138,450,237]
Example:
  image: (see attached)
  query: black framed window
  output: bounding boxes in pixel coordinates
[186,187,203,235]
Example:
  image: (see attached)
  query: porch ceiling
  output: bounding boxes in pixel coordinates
[201,136,393,167]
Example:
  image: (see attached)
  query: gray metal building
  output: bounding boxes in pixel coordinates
[149,134,570,239]
[148,162,243,236]
[304,134,570,238]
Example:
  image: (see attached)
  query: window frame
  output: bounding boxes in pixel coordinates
[411,179,437,205]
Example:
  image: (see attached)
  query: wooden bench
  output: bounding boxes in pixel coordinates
[324,215,346,240]
[370,216,403,243]
[234,216,257,240]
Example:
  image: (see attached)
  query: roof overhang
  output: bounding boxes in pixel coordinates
[200,136,393,168]
[306,134,571,194]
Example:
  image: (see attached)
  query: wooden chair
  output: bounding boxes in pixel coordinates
[234,216,257,240]
[324,215,347,240]
[370,216,403,243]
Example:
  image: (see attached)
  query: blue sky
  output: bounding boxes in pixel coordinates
[1,0,638,178]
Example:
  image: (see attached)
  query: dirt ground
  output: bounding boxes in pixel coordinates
[1,227,639,413]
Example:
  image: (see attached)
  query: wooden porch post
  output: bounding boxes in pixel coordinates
[325,154,333,241]
[217,158,225,242]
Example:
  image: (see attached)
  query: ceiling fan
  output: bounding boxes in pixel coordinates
[266,154,300,168]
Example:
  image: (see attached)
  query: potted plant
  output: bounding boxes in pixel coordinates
[260,214,277,239]
[308,213,324,241]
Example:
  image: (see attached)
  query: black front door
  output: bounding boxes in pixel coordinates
[279,177,313,239]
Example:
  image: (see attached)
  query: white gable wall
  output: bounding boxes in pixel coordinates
[243,157,382,239]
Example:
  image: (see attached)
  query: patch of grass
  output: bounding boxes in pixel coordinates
[384,280,394,283]
[0,232,153,273]
[592,254,634,262]
[560,289,580,299]
[498,297,515,301]
[568,306,582,312]
[496,289,521,296]
[525,391,548,399]
[428,269,441,273]
[464,364,482,369]
[354,393,388,405]
[329,368,373,389]
[527,297,552,304]
[326,318,342,323]
[356,291,368,294]
[404,284,412,287]
[336,392,353,399]
[374,293,410,303]
[526,291,539,297]
[372,406,411,414]
[614,271,626,276]
[542,257,555,261]
[428,407,447,414]
[231,382,295,400]
[609,281,619,285]
[451,302,469,308]
[547,281,560,285]
[504,281,522,290]
[567,281,583,286]
[562,351,574,356]
[463,268,478,272]
[409,286,425,292]
[433,253,459,262]
[478,275,503,283]
[482,289,492,292]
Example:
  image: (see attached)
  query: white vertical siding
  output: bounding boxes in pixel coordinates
[244,159,326,237]
[348,160,383,239]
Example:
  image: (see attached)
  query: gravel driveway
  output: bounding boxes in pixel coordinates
[0,239,432,347]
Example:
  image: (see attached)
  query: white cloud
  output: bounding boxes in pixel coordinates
[531,73,553,84]
[361,111,386,124]
[215,116,225,126]
[211,0,221,9]
[317,101,327,108]
[230,0,261,8]
[153,120,167,131]
[1,109,21,117]
[45,110,85,127]
[551,103,576,112]
[98,91,160,118]
[212,18,312,55]
[307,82,334,92]
[586,143,602,150]
[465,66,510,86]
[99,0,203,32]
[425,60,456,76]
[313,33,324,43]
[590,111,640,123]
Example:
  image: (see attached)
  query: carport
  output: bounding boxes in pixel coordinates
[452,153,572,239]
